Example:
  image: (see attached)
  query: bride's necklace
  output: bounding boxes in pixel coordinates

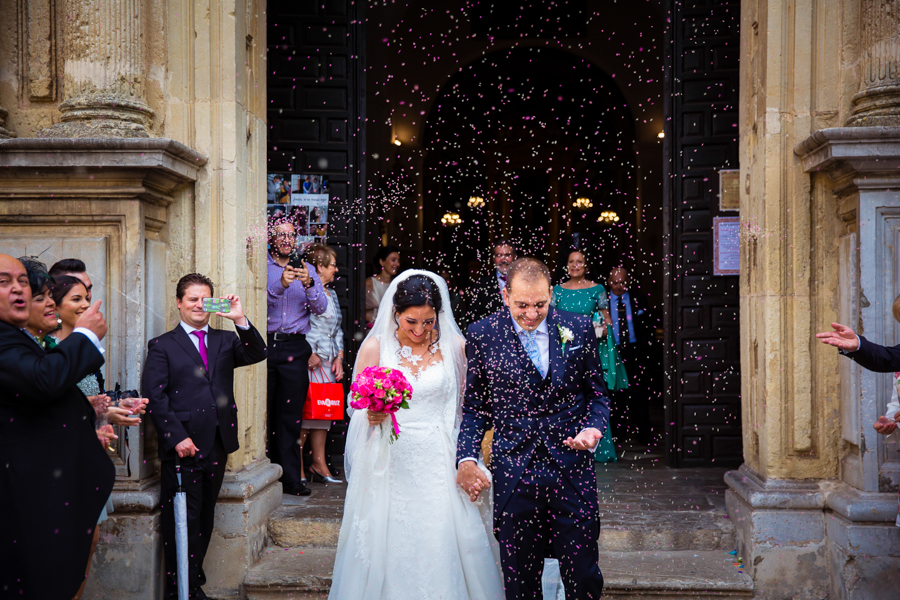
[397,335,438,365]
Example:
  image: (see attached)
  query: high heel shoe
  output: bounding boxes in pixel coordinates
[310,466,343,485]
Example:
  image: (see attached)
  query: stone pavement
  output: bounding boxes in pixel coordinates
[243,448,753,598]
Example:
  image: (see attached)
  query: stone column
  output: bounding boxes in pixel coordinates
[847,0,900,126]
[40,0,153,138]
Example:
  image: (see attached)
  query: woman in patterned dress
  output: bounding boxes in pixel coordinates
[301,243,345,484]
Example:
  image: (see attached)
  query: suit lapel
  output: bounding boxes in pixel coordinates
[173,325,207,375]
[547,308,564,388]
[205,327,223,379]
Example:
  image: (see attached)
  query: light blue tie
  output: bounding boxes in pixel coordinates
[520,330,546,377]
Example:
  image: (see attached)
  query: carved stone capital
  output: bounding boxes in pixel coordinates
[39,0,153,138]
[848,0,900,126]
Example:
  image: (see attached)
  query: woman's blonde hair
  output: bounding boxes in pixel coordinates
[892,294,900,323]
[306,243,337,271]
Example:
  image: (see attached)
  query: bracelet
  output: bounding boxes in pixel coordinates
[303,280,314,289]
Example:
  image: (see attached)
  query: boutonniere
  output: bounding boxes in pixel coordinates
[558,325,575,354]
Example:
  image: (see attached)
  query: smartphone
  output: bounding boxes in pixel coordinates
[202,297,232,313]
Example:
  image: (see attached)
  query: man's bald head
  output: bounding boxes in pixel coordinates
[609,267,630,297]
[0,254,31,328]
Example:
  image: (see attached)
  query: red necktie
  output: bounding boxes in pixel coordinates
[191,330,208,370]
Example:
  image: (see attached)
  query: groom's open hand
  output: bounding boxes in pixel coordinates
[564,427,603,451]
[456,460,490,503]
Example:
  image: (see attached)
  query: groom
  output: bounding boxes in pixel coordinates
[457,257,609,599]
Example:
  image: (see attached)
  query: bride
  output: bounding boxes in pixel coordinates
[328,271,504,600]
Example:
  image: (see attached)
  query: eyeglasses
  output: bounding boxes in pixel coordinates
[273,233,294,240]
[494,252,514,259]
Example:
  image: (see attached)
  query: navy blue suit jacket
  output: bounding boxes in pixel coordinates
[457,308,610,526]
[844,335,900,373]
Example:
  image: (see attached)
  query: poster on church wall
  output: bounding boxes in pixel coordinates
[713,216,740,276]
[289,174,329,244]
[266,173,329,257]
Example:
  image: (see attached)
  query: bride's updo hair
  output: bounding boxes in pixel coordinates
[392,274,443,349]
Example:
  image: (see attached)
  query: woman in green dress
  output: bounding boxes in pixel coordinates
[551,249,626,463]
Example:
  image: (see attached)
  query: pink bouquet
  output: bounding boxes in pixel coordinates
[350,366,412,443]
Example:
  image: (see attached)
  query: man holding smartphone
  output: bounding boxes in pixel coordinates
[267,217,327,496]
[143,273,267,600]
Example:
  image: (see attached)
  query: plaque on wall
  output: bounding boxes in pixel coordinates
[719,169,740,212]
[713,216,740,276]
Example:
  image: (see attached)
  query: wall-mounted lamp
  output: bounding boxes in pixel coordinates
[657,131,665,139]
[468,196,485,208]
[441,212,462,226]
[573,197,593,209]
[598,211,620,224]
[393,137,402,146]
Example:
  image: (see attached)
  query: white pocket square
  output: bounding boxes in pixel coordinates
[569,345,582,351]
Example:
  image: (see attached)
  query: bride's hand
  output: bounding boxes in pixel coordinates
[367,410,389,427]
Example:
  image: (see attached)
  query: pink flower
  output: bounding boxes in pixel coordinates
[350,398,370,410]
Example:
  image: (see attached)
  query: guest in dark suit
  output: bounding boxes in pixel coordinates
[463,239,516,329]
[143,273,267,600]
[0,254,114,600]
[608,267,655,443]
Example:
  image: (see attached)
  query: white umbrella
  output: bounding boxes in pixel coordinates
[174,457,189,600]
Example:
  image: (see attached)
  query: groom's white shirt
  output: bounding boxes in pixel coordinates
[459,312,598,466]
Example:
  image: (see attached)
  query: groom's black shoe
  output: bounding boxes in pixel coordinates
[283,481,312,496]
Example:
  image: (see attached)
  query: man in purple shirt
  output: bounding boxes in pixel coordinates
[267,217,327,496]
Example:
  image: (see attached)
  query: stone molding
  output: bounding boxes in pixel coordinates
[724,465,829,511]
[795,127,900,192]
[726,465,896,522]
[0,138,207,202]
[826,487,897,523]
[219,459,283,501]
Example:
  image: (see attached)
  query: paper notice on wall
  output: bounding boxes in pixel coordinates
[713,216,740,275]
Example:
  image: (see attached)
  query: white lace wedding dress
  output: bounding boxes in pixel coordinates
[328,332,505,600]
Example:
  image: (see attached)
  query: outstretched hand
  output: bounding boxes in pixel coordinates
[815,323,860,352]
[456,460,491,503]
[563,428,603,451]
[874,411,900,435]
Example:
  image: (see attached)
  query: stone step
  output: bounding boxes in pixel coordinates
[268,493,734,552]
[243,548,753,599]
[599,509,735,552]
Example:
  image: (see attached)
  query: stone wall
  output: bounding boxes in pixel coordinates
[735,0,900,597]
[0,1,274,598]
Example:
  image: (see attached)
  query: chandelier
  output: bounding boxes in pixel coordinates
[573,197,593,209]
[468,196,485,208]
[598,211,620,224]
[441,212,462,226]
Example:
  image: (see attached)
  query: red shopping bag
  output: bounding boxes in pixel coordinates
[303,368,345,420]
